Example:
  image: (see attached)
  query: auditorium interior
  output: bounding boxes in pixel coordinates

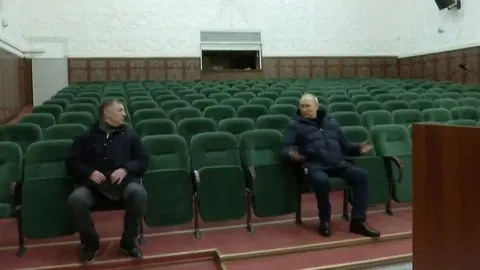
[0,0,478,269]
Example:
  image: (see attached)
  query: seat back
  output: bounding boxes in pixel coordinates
[239,130,296,217]
[44,124,87,140]
[32,104,63,121]
[23,140,75,238]
[190,132,246,222]
[371,124,412,202]
[59,111,95,127]
[0,123,43,154]
[177,118,217,146]
[19,113,56,130]
[0,142,22,216]
[131,108,167,127]
[141,135,192,226]
[256,115,290,133]
[218,118,256,139]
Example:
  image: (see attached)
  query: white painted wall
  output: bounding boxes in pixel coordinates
[22,0,399,57]
[16,0,479,58]
[395,0,479,57]
[0,0,26,56]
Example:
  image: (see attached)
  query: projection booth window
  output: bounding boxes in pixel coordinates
[201,50,260,71]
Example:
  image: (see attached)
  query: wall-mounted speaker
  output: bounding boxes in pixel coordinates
[435,0,456,10]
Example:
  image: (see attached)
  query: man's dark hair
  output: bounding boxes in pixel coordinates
[98,98,121,119]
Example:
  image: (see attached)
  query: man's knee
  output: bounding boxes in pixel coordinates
[307,170,330,190]
[347,167,368,185]
[123,182,147,204]
[68,187,93,209]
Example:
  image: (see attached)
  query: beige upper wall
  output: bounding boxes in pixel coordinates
[394,0,479,58]
[0,0,26,56]
[3,0,477,58]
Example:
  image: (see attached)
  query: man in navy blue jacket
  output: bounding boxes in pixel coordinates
[66,99,149,264]
[283,94,380,238]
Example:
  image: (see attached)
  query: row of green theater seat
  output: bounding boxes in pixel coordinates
[53,85,480,105]
[5,114,292,148]
[66,77,478,90]
[60,82,480,95]
[35,83,480,124]
[48,84,480,118]
[13,106,480,154]
[46,89,480,114]
[68,84,479,96]
[35,94,480,125]
[0,124,411,254]
[30,95,480,129]
[70,78,477,90]
[30,101,298,126]
[333,107,480,128]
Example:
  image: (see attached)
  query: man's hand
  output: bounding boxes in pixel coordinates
[289,148,305,162]
[89,170,106,184]
[110,168,127,185]
[359,141,373,154]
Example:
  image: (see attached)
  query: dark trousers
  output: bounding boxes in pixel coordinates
[306,165,368,222]
[67,181,147,245]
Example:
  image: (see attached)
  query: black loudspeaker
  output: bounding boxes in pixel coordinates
[435,0,456,10]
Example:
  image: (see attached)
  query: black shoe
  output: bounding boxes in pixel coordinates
[79,241,100,264]
[318,221,331,237]
[120,240,143,259]
[349,220,381,238]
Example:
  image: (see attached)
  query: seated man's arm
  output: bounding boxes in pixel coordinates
[65,135,95,183]
[336,123,361,157]
[124,134,150,176]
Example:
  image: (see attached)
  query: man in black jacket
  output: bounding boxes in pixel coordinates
[66,99,149,264]
[283,94,380,238]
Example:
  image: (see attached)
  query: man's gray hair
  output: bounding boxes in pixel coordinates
[98,98,123,119]
[300,93,319,104]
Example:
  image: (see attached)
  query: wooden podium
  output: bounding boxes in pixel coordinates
[412,124,480,269]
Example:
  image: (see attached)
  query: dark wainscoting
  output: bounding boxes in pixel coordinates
[67,46,480,84]
[0,51,32,124]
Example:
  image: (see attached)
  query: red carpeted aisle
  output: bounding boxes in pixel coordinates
[224,239,411,270]
[0,194,412,270]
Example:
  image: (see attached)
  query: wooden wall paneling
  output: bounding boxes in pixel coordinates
[422,54,435,81]
[108,59,128,81]
[184,59,201,81]
[464,47,480,84]
[385,58,399,78]
[435,53,448,82]
[412,124,480,269]
[18,59,33,106]
[0,53,31,123]
[147,59,167,80]
[278,58,295,78]
[66,48,478,84]
[129,59,147,81]
[449,50,465,83]
[342,58,356,77]
[295,58,310,78]
[326,58,341,77]
[399,58,411,78]
[68,59,88,84]
[90,59,108,81]
[371,58,385,78]
[262,58,279,78]
[311,58,326,78]
[356,58,371,77]
[411,56,422,79]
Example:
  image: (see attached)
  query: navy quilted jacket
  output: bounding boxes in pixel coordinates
[283,109,361,170]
